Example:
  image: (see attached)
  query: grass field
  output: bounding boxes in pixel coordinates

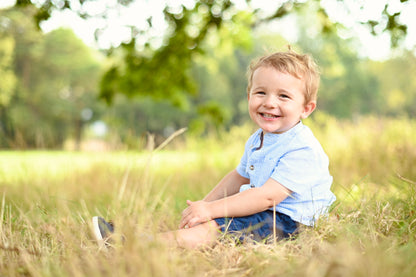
[0,115,415,276]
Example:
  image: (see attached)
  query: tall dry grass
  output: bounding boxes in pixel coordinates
[0,115,415,276]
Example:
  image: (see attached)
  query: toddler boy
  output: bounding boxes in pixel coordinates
[93,50,336,248]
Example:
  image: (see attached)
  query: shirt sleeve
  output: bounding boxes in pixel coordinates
[236,141,249,179]
[270,146,329,194]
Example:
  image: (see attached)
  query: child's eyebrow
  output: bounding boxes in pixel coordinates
[251,85,267,91]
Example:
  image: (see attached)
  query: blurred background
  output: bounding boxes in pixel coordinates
[0,0,415,151]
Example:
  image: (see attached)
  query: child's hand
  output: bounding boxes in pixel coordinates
[179,200,212,229]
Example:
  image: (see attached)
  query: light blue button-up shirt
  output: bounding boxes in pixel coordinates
[236,122,336,226]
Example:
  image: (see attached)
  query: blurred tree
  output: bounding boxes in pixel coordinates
[188,20,254,133]
[2,0,415,149]
[102,96,190,149]
[15,0,411,46]
[0,33,16,107]
[298,32,382,118]
[0,6,101,148]
[14,0,412,109]
[0,26,17,144]
[287,1,383,118]
[34,28,102,148]
[369,51,416,117]
[0,6,43,147]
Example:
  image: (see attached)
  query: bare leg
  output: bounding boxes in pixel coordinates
[158,220,220,249]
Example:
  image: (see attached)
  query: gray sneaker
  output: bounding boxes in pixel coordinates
[92,216,115,247]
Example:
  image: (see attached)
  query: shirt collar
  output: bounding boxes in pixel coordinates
[262,121,303,146]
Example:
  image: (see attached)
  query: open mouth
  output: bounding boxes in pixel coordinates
[260,113,280,119]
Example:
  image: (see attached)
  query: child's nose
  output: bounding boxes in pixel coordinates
[263,95,278,108]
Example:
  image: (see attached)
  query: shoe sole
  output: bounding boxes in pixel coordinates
[92,216,104,241]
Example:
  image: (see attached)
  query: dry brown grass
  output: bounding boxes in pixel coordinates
[0,115,415,276]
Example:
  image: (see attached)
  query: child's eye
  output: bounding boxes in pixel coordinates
[280,94,290,99]
[255,91,266,95]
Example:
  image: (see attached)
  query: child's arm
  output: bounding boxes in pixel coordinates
[202,169,250,202]
[179,178,291,228]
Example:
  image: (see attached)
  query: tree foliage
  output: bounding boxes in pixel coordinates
[15,0,413,109]
[1,1,416,149]
[0,6,101,148]
[369,51,416,117]
[0,34,16,107]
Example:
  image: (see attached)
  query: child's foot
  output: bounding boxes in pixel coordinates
[92,216,114,247]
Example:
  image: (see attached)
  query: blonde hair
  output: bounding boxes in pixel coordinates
[246,50,320,104]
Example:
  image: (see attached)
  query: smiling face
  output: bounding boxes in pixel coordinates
[248,66,316,134]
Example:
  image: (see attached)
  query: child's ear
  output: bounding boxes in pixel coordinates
[301,101,316,119]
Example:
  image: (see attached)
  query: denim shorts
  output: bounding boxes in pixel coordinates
[214,210,300,242]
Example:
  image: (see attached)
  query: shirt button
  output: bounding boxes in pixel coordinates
[249,165,254,170]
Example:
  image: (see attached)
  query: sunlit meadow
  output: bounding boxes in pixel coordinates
[0,114,415,276]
